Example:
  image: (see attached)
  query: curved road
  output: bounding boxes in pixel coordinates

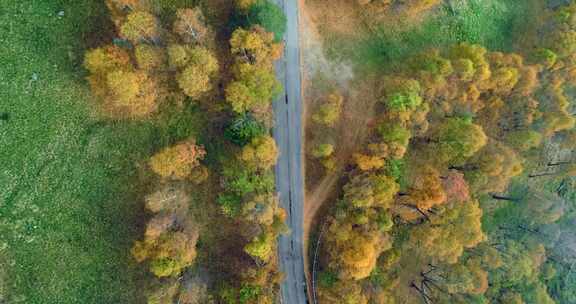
[272,0,307,303]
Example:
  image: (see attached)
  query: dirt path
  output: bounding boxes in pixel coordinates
[299,2,381,299]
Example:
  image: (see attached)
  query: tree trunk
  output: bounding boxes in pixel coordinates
[448,164,478,171]
[423,278,447,295]
[491,194,518,202]
[517,224,539,234]
[528,172,557,178]
[411,281,432,304]
[548,161,573,166]
[402,203,430,221]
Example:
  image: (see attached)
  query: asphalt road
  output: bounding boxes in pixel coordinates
[272,0,307,303]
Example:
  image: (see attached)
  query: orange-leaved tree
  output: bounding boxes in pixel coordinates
[149,139,207,180]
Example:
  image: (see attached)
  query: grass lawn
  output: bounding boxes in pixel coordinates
[0,1,206,303]
[322,0,543,72]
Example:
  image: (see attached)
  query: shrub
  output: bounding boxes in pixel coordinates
[225,114,267,146]
[247,0,287,42]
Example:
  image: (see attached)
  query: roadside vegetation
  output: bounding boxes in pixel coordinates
[305,0,576,303]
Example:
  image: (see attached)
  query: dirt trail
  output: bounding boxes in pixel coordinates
[303,83,376,248]
[300,1,380,298]
[300,0,348,251]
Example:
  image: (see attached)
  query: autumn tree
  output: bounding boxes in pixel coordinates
[416,256,489,301]
[318,280,369,304]
[311,143,335,159]
[353,142,407,171]
[492,186,566,226]
[461,140,523,193]
[486,241,552,303]
[408,49,453,78]
[559,130,576,149]
[408,200,485,264]
[239,135,278,170]
[323,216,392,280]
[504,130,543,152]
[105,70,157,116]
[87,4,220,118]
[476,95,541,139]
[235,0,257,11]
[244,231,275,262]
[132,229,199,277]
[229,27,282,67]
[537,84,576,136]
[322,169,398,283]
[353,153,386,171]
[226,63,281,113]
[135,44,166,71]
[381,77,422,112]
[378,123,411,150]
[174,46,219,99]
[84,45,131,74]
[120,11,160,44]
[168,44,192,68]
[312,92,344,127]
[343,173,399,209]
[132,185,199,278]
[441,170,471,203]
[106,0,143,11]
[426,117,487,165]
[173,8,212,45]
[149,140,207,180]
[396,166,446,221]
[84,45,161,118]
[241,193,279,225]
[447,43,491,82]
[105,0,150,26]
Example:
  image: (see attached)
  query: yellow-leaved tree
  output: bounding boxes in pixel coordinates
[174,46,219,99]
[149,140,207,180]
[239,135,279,170]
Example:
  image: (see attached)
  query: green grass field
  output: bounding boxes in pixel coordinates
[323,0,542,72]
[0,1,206,303]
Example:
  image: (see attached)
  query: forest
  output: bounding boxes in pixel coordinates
[1,0,575,303]
[305,0,576,303]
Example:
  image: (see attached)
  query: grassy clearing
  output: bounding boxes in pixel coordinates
[0,1,207,303]
[322,0,542,72]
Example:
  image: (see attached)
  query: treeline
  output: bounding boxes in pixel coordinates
[83,0,287,303]
[314,2,576,304]
[86,0,216,301]
[216,1,287,302]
